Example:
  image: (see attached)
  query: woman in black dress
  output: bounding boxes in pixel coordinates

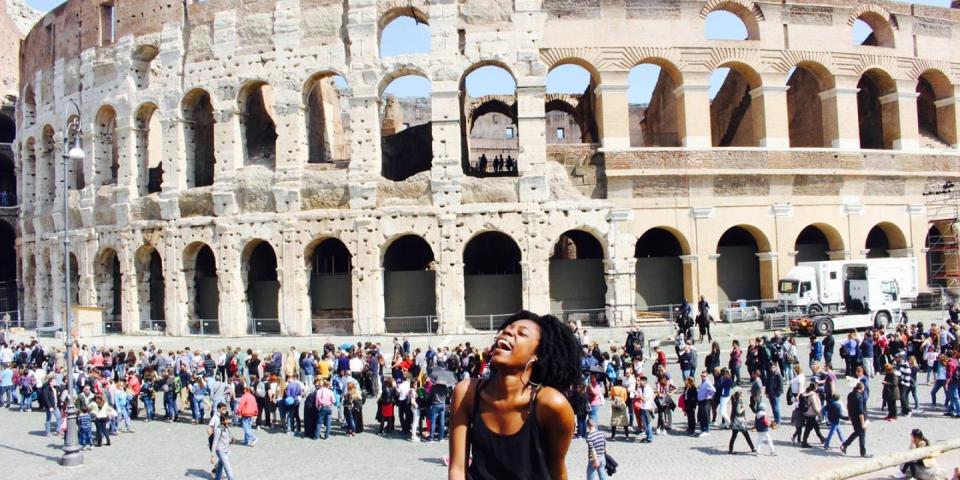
[448,311,581,480]
[303,384,318,439]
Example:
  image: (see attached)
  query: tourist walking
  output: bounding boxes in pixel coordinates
[211,414,237,480]
[727,391,755,454]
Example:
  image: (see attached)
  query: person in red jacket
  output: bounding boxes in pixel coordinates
[237,385,259,446]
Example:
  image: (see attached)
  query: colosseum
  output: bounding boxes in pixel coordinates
[9,0,960,337]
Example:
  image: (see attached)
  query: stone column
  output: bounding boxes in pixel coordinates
[516,82,549,203]
[113,122,137,224]
[352,217,384,334]
[889,84,920,151]
[680,255,699,303]
[217,231,245,336]
[698,254,720,312]
[437,214,465,333]
[676,77,712,148]
[35,252,49,327]
[346,94,379,209]
[750,84,790,149]
[605,209,636,326]
[280,229,309,335]
[430,87,463,207]
[822,82,861,149]
[756,252,778,300]
[163,237,185,335]
[935,95,959,149]
[595,71,631,150]
[212,109,242,216]
[521,211,551,314]
[272,100,304,213]
[119,240,140,333]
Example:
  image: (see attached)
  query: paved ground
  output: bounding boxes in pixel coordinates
[3,310,959,479]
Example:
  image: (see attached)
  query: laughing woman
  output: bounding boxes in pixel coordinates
[448,311,581,480]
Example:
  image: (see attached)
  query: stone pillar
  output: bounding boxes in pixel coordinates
[353,218,384,334]
[750,84,790,149]
[119,241,139,333]
[163,237,186,335]
[516,83,548,203]
[346,94,379,209]
[35,251,49,327]
[605,209,636,326]
[934,95,959,149]
[217,231,245,336]
[890,84,920,151]
[822,83,861,149]
[280,230,309,335]
[212,109,242,216]
[698,254,721,312]
[595,71,631,150]
[676,78,712,148]
[113,122,137,224]
[272,100,304,213]
[437,214,465,333]
[680,255,699,303]
[756,252,778,300]
[430,87,463,207]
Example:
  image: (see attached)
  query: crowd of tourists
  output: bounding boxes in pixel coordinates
[2,306,960,479]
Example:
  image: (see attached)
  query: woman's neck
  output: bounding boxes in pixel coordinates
[488,370,529,399]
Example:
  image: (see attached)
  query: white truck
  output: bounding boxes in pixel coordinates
[781,258,919,336]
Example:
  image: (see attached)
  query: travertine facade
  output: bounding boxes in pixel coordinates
[12,0,960,336]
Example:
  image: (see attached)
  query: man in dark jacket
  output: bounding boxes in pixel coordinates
[40,376,61,436]
[823,334,836,369]
[841,382,868,457]
[765,364,784,424]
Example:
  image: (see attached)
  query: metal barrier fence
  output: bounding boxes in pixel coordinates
[384,315,437,334]
[249,318,281,335]
[140,319,167,332]
[104,319,123,334]
[0,309,22,330]
[552,309,609,328]
[189,319,221,336]
[311,318,354,335]
[465,313,515,331]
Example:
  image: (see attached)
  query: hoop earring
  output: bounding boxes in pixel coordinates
[522,358,542,388]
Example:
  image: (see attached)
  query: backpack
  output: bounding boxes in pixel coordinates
[952,366,960,384]
[255,381,266,398]
[612,395,626,410]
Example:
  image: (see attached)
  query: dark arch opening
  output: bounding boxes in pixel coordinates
[857,69,898,150]
[190,244,220,334]
[550,230,605,320]
[246,241,280,334]
[635,228,685,309]
[308,238,353,334]
[463,232,522,326]
[865,226,891,258]
[0,222,16,315]
[383,235,437,332]
[138,250,165,331]
[0,154,15,205]
[183,90,216,187]
[717,227,761,304]
[240,83,278,168]
[795,226,830,263]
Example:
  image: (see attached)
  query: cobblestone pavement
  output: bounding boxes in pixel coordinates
[4,315,960,479]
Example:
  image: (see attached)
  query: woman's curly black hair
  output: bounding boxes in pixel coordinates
[497,310,582,392]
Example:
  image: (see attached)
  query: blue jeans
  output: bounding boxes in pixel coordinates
[768,395,781,425]
[345,407,357,433]
[641,409,654,441]
[164,393,178,420]
[316,406,332,439]
[948,384,960,416]
[78,427,92,446]
[0,385,12,406]
[44,408,61,435]
[142,396,155,419]
[576,415,587,438]
[932,379,946,405]
[428,404,447,441]
[116,404,132,431]
[587,456,608,480]
[214,450,235,480]
[192,397,205,422]
[589,405,601,427]
[19,391,34,411]
[824,422,845,448]
[241,417,257,445]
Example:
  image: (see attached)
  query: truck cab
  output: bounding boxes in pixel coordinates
[778,268,816,310]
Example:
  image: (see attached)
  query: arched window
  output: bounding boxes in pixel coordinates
[182,89,216,188]
[545,63,597,144]
[703,2,760,40]
[709,63,763,147]
[786,63,835,148]
[550,230,605,323]
[628,61,683,147]
[463,232,522,329]
[135,246,165,332]
[134,104,163,195]
[461,65,518,177]
[94,106,119,186]
[305,238,353,334]
[857,69,899,150]
[635,228,688,310]
[379,10,430,57]
[21,86,36,127]
[380,73,432,181]
[852,13,895,48]
[243,240,280,334]
[304,73,350,164]
[239,82,278,168]
[184,242,219,335]
[382,235,437,333]
[916,70,956,149]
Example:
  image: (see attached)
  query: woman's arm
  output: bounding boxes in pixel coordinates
[538,387,575,480]
[447,379,475,480]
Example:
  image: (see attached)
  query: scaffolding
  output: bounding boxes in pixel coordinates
[924,179,960,294]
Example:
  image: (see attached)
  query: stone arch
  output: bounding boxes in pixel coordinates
[379,70,433,182]
[545,98,588,143]
[94,105,119,185]
[378,6,430,57]
[635,227,690,309]
[382,234,437,332]
[182,88,216,188]
[134,244,165,331]
[866,222,908,258]
[926,223,955,288]
[0,150,15,205]
[303,72,350,164]
[242,239,281,334]
[857,68,900,150]
[21,84,36,127]
[304,236,353,334]
[463,230,522,320]
[131,44,159,88]
[94,247,122,333]
[38,126,56,206]
[916,69,956,147]
[700,0,763,40]
[795,223,845,263]
[134,102,163,195]
[550,229,606,314]
[545,59,599,144]
[716,225,772,304]
[238,81,278,168]
[22,137,35,206]
[460,62,519,177]
[710,61,764,147]
[787,61,836,148]
[629,58,684,147]
[849,4,897,47]
[183,241,220,334]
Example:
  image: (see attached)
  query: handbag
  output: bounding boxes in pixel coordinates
[731,416,746,432]
[604,452,618,476]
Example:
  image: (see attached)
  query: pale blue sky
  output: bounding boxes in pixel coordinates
[28,0,952,102]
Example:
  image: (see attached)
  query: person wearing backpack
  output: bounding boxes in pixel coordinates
[822,393,847,450]
[946,352,960,417]
[608,378,629,441]
[754,403,775,455]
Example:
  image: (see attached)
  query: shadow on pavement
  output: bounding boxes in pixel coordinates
[0,442,61,463]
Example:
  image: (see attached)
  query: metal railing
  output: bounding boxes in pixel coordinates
[103,319,123,334]
[551,309,608,328]
[311,318,354,335]
[249,318,281,335]
[139,319,167,333]
[384,315,437,334]
[188,319,221,336]
[0,309,22,330]
[465,313,516,332]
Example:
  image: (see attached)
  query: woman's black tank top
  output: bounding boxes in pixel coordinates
[466,381,551,480]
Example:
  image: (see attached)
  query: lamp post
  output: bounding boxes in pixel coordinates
[60,112,84,467]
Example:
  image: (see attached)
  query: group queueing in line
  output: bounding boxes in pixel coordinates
[1,309,959,480]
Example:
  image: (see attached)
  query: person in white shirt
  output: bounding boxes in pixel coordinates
[397,373,413,433]
[637,375,656,443]
[789,364,805,404]
[621,368,637,429]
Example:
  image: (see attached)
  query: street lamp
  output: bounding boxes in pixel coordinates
[60,111,83,467]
